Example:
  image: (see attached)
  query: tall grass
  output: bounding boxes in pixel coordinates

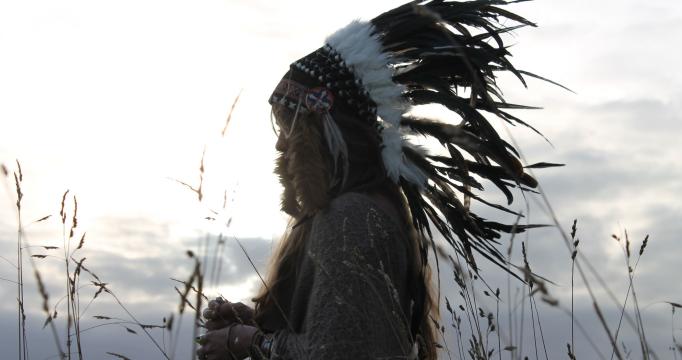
[0,161,213,360]
[1,101,681,359]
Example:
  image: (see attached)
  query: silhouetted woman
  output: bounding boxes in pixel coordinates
[196,1,546,359]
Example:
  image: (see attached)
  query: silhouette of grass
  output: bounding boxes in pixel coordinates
[1,90,681,360]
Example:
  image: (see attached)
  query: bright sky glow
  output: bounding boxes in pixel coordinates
[1,1,681,359]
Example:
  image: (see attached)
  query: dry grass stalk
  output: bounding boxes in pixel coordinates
[521,168,628,360]
[192,260,204,360]
[34,215,52,223]
[2,160,65,359]
[5,111,677,360]
[60,190,69,224]
[172,147,206,202]
[668,303,681,360]
[221,91,242,137]
[60,191,77,359]
[4,168,176,359]
[611,232,653,360]
[103,286,170,359]
[567,343,576,360]
[570,219,579,358]
[106,352,131,360]
[168,251,203,360]
[13,162,29,360]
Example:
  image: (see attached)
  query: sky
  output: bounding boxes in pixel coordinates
[1,0,681,359]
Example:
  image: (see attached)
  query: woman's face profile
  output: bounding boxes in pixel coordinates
[275,130,288,153]
[272,104,296,153]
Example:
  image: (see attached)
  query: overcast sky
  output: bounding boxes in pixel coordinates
[1,0,681,359]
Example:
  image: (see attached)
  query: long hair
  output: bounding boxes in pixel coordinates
[253,105,439,359]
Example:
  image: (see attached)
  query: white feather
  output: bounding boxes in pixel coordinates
[327,20,426,188]
[322,113,349,188]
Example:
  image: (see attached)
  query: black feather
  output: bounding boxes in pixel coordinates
[293,0,560,281]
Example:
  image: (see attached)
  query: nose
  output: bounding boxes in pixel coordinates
[275,132,287,152]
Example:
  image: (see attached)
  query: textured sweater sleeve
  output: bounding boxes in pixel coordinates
[270,194,414,360]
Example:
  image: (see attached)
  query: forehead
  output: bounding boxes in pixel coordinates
[269,78,307,114]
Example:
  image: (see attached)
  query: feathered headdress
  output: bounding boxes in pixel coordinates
[269,0,563,273]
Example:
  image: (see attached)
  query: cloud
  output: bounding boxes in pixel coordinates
[2,0,682,359]
[0,306,197,360]
[0,223,272,359]
[436,93,682,358]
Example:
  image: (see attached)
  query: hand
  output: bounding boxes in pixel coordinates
[202,297,256,331]
[196,324,260,360]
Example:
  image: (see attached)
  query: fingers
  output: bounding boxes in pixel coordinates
[197,345,224,360]
[204,318,229,331]
[202,298,256,327]
[196,328,234,360]
[231,302,255,325]
[204,297,229,321]
[217,302,236,319]
[202,308,216,320]
[207,297,225,310]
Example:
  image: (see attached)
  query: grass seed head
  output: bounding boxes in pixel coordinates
[14,172,23,210]
[76,233,86,251]
[69,196,78,239]
[34,215,52,223]
[15,159,23,181]
[567,343,576,359]
[639,234,649,256]
[165,314,174,331]
[60,190,70,223]
[541,296,559,307]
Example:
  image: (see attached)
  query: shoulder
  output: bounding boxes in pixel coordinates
[309,192,406,254]
[316,192,397,231]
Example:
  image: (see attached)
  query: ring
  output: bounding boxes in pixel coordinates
[195,335,207,345]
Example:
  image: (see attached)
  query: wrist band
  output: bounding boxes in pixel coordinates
[248,330,273,360]
[260,335,274,357]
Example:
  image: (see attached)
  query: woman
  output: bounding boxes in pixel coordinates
[198,102,438,359]
[196,1,546,359]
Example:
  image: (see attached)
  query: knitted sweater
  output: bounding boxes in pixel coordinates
[260,192,417,359]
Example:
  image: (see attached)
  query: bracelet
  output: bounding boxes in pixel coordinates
[249,331,263,359]
[248,330,274,360]
[260,335,274,357]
